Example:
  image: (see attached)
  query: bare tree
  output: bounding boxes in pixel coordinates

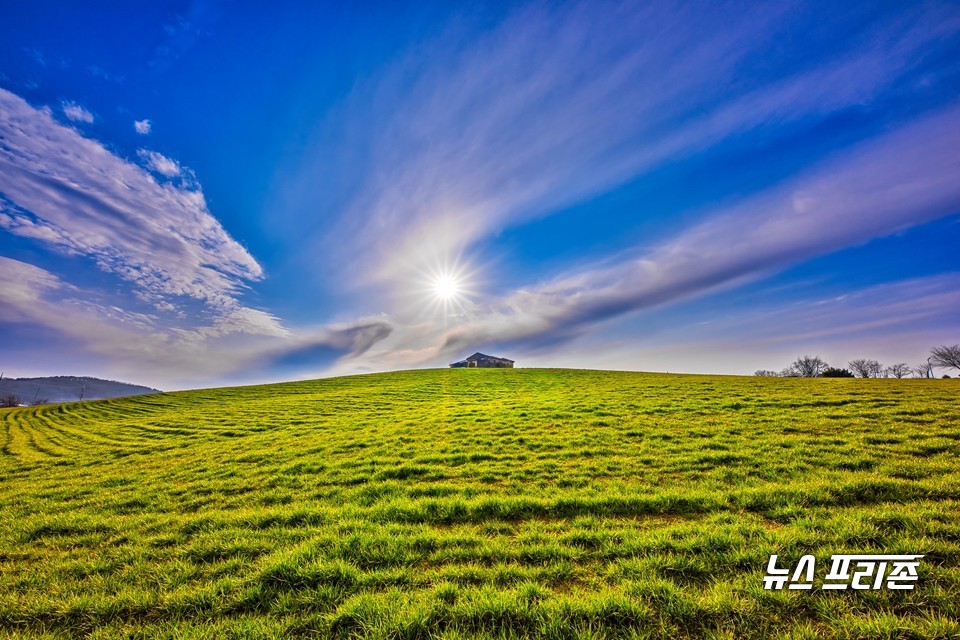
[790,355,829,377]
[849,358,883,378]
[0,395,21,408]
[886,363,911,379]
[914,362,932,378]
[930,345,960,373]
[754,370,779,377]
[849,359,870,377]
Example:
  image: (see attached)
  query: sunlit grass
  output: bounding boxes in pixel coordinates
[1,369,958,638]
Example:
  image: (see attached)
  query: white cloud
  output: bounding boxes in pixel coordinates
[333,103,960,373]
[283,2,959,292]
[518,273,960,376]
[61,101,93,123]
[0,89,394,385]
[0,87,277,335]
[273,2,960,377]
[137,149,181,177]
[134,119,152,134]
[0,257,392,389]
[450,104,960,347]
[0,256,66,315]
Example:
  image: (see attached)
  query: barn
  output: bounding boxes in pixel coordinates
[449,352,515,368]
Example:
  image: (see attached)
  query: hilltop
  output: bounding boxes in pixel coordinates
[1,369,958,638]
[0,375,158,405]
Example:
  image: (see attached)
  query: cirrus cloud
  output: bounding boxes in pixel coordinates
[60,100,93,123]
[285,1,959,292]
[330,102,960,374]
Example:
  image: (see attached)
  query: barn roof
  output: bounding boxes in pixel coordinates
[465,352,514,363]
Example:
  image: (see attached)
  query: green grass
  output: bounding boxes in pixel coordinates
[1,369,959,638]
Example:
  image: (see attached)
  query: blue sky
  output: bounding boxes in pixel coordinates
[1,1,958,389]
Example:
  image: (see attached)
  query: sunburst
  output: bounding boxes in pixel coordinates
[433,274,460,301]
[414,254,481,320]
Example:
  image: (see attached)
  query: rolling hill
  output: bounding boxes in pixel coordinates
[1,369,958,638]
[0,375,159,405]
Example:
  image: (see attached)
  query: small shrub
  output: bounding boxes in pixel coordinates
[821,367,854,378]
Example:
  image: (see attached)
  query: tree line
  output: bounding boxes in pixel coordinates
[755,345,960,378]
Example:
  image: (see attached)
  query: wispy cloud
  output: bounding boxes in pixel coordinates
[0,256,66,314]
[134,119,152,135]
[520,272,960,375]
[87,65,124,83]
[334,103,960,371]
[149,1,216,71]
[287,1,958,290]
[267,1,960,375]
[0,257,392,387]
[60,100,93,123]
[138,149,181,177]
[443,104,960,349]
[23,47,46,67]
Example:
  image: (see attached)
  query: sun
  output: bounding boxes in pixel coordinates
[433,274,460,301]
[411,255,480,319]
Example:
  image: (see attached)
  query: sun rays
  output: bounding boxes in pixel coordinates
[410,254,482,321]
[433,274,460,302]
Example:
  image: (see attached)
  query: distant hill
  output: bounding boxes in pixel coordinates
[0,376,159,405]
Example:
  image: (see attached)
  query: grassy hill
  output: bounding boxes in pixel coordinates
[1,369,958,638]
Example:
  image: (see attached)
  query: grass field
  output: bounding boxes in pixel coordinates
[1,369,959,639]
